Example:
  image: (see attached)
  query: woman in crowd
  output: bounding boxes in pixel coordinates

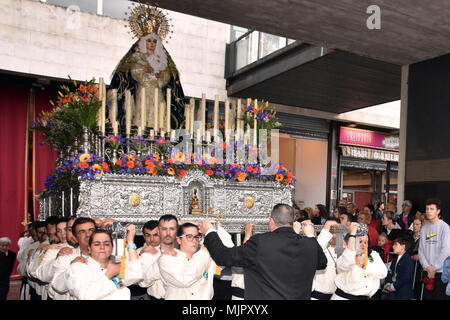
[312,204,329,225]
[331,222,387,300]
[65,225,142,300]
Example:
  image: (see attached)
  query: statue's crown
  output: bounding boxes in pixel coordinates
[126,2,172,40]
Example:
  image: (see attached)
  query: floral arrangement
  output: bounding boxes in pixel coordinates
[241,100,282,134]
[32,78,101,153]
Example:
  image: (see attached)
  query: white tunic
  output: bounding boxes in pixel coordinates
[332,248,387,299]
[159,248,216,300]
[64,256,143,300]
[138,245,165,299]
[50,247,89,300]
[311,228,337,297]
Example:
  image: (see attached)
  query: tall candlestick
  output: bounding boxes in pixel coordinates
[213,95,219,137]
[153,87,159,131]
[166,88,171,132]
[125,90,131,135]
[140,87,146,134]
[201,93,206,136]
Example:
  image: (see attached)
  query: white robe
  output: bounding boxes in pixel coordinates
[159,248,216,300]
[311,228,337,298]
[331,248,387,299]
[64,256,143,300]
[50,247,89,300]
[138,245,165,299]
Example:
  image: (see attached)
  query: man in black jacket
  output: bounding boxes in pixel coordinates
[0,237,16,300]
[199,203,327,300]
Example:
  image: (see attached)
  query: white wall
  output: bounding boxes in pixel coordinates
[0,0,228,100]
[294,138,328,208]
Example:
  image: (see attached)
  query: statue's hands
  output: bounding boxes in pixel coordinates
[155,71,164,79]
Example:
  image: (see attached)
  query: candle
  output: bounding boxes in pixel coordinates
[97,78,103,128]
[184,103,190,132]
[113,120,118,136]
[166,88,171,132]
[125,90,131,135]
[101,81,106,135]
[206,130,211,143]
[213,95,219,137]
[140,87,146,133]
[159,102,165,134]
[253,99,258,146]
[111,89,118,126]
[236,98,242,140]
[201,93,206,136]
[153,87,159,131]
[224,99,229,143]
[170,129,176,142]
[190,98,195,136]
[149,129,155,140]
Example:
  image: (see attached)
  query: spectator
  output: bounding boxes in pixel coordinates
[397,200,414,230]
[408,213,424,299]
[295,210,309,222]
[383,236,415,300]
[312,204,328,225]
[0,237,16,300]
[363,204,379,232]
[333,206,347,220]
[419,198,450,300]
[331,222,387,300]
[441,257,450,297]
[346,203,357,221]
[380,211,404,241]
[377,232,394,263]
[374,202,385,230]
[304,207,314,220]
[357,211,379,248]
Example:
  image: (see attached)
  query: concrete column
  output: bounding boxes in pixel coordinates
[397,65,409,214]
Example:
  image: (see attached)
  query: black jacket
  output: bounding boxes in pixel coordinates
[386,252,415,299]
[0,250,16,286]
[204,227,327,300]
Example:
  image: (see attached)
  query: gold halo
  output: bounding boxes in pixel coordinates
[129,193,141,207]
[127,2,171,39]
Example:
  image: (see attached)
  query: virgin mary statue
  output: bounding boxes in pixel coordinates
[109,3,186,131]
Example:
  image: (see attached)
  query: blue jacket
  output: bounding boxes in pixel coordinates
[386,252,415,299]
[441,258,450,296]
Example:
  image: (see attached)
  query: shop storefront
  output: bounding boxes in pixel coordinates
[338,126,399,210]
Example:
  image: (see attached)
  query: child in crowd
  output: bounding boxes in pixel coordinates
[383,237,415,299]
[378,233,393,263]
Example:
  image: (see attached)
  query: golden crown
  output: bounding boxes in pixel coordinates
[126,2,172,40]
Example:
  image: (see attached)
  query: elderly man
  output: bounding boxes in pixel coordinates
[199,203,327,300]
[0,237,16,300]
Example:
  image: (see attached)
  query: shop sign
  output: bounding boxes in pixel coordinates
[340,127,399,151]
[341,145,399,162]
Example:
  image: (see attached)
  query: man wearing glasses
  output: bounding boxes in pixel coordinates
[158,222,216,300]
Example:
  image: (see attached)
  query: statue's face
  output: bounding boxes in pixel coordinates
[146,37,157,52]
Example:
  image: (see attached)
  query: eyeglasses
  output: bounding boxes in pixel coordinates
[178,234,203,242]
